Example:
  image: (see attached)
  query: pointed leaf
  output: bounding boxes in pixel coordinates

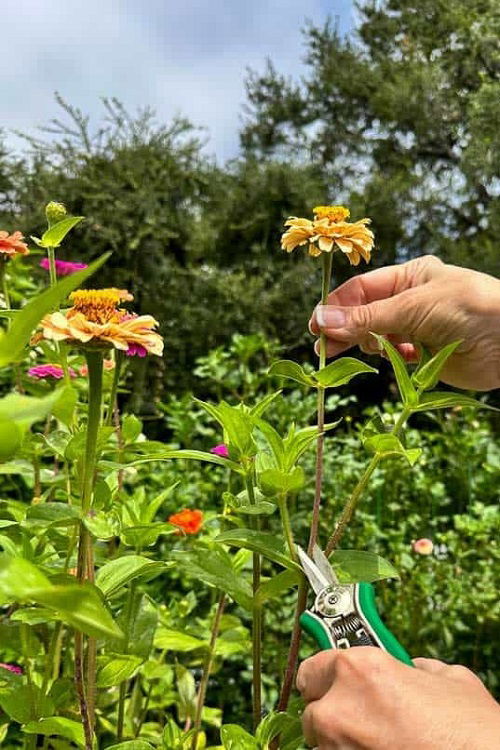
[23,717,85,748]
[412,340,462,390]
[371,334,418,406]
[96,556,168,598]
[259,466,305,496]
[0,252,110,367]
[220,725,257,750]
[249,390,282,417]
[329,550,399,583]
[96,654,143,687]
[314,357,377,387]
[268,360,316,387]
[107,743,154,750]
[252,417,284,468]
[171,547,253,610]
[154,628,206,652]
[364,433,422,466]
[39,216,84,248]
[123,450,243,475]
[414,392,498,412]
[255,569,301,606]
[216,529,299,571]
[282,420,341,471]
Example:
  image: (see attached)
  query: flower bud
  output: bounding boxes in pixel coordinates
[45,201,67,227]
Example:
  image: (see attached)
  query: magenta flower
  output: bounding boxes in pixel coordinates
[0,663,22,675]
[28,364,77,380]
[39,258,88,276]
[126,343,148,358]
[210,444,229,458]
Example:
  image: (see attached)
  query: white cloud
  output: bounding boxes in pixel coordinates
[3,0,353,161]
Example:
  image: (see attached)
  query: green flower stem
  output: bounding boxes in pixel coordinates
[191,593,227,750]
[21,623,37,750]
[105,351,123,425]
[278,494,297,563]
[75,350,104,750]
[47,246,57,288]
[0,258,11,311]
[308,251,333,554]
[245,469,262,731]
[117,580,138,741]
[325,405,412,555]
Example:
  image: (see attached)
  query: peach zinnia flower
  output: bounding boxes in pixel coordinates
[79,358,115,377]
[0,231,29,257]
[412,538,434,556]
[169,509,204,534]
[38,288,163,356]
[281,205,374,266]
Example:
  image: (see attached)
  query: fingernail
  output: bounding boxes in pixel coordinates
[316,306,347,329]
[314,339,320,357]
[308,318,314,335]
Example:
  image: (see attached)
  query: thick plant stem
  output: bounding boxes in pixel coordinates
[325,406,412,555]
[308,252,333,554]
[276,576,307,714]
[75,350,104,750]
[191,594,227,750]
[245,471,262,730]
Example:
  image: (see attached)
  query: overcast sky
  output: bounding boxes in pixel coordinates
[3,0,354,162]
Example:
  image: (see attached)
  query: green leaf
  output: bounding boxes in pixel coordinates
[0,421,23,462]
[25,503,81,527]
[256,712,292,746]
[0,554,122,639]
[0,389,70,429]
[123,450,243,475]
[113,594,157,659]
[154,628,206,652]
[364,433,422,466]
[256,569,301,606]
[371,334,418,406]
[216,529,299,571]
[107,743,154,750]
[329,550,399,583]
[122,414,143,443]
[38,216,84,248]
[176,664,196,721]
[96,654,143,687]
[51,385,78,427]
[314,357,377,387]
[96,556,168,598]
[249,390,282,417]
[252,417,284,468]
[0,252,110,367]
[171,547,253,610]
[414,392,498,412]
[83,510,121,540]
[282,421,341,471]
[259,466,305,496]
[412,340,462,390]
[268,360,316,387]
[23,717,85,748]
[0,686,53,723]
[220,725,257,750]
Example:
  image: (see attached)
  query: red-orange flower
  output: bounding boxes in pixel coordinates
[168,509,203,534]
[0,231,29,257]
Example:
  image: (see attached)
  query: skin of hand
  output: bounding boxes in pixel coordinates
[309,255,500,391]
[296,647,500,749]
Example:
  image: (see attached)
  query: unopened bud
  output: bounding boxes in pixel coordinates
[45,201,67,227]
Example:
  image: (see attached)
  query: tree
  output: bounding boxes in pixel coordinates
[242,0,500,274]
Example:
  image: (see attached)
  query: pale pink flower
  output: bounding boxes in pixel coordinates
[79,358,115,377]
[412,538,434,556]
[39,258,88,276]
[210,444,229,458]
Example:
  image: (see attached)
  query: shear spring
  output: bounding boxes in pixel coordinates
[331,613,362,639]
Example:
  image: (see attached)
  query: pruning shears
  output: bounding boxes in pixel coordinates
[297,545,413,666]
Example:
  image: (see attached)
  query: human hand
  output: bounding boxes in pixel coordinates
[296,647,500,749]
[309,255,500,390]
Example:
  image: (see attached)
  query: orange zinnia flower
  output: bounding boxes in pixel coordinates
[38,288,163,356]
[0,231,29,257]
[169,509,204,534]
[281,205,374,266]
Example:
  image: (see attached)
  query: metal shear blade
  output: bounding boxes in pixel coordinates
[296,544,339,595]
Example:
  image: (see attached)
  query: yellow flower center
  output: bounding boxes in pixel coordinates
[69,288,133,323]
[313,205,350,222]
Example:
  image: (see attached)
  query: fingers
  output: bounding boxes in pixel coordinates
[296,651,339,703]
[413,657,449,674]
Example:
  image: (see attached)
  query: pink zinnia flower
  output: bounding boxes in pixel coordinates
[28,364,76,380]
[0,663,22,675]
[412,538,434,556]
[210,444,229,458]
[79,358,115,377]
[39,258,88,276]
[126,343,148,357]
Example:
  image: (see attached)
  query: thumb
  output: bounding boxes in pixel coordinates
[316,289,418,345]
